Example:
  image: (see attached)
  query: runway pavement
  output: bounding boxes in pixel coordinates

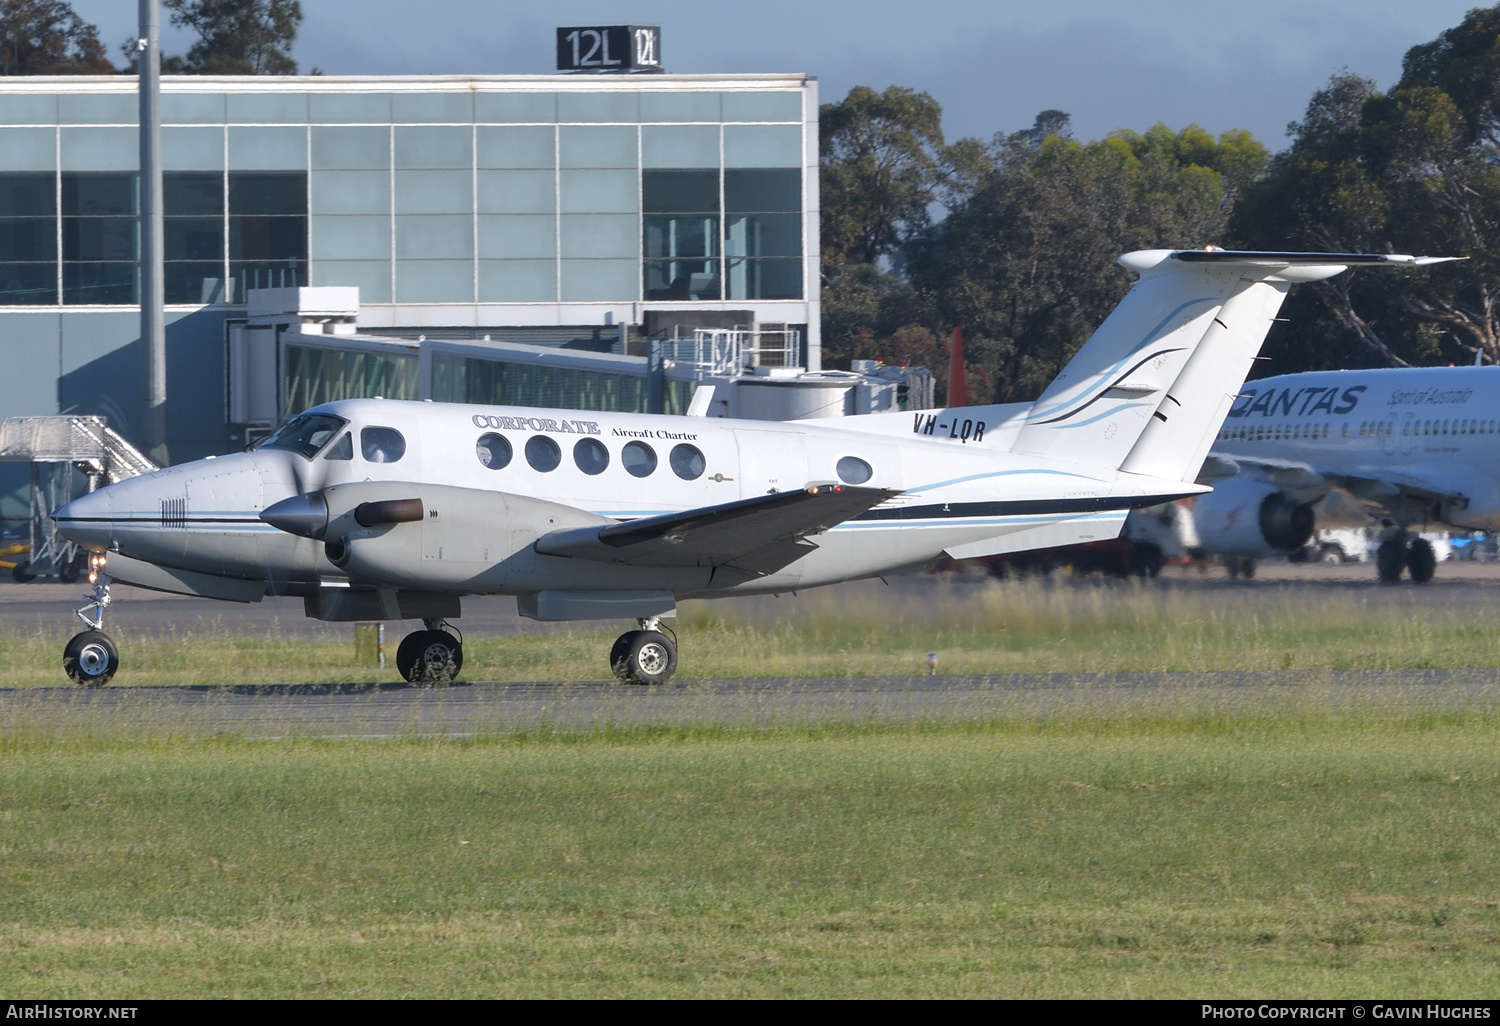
[5,668,1499,737]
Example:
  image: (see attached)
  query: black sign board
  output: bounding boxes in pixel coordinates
[556,26,662,73]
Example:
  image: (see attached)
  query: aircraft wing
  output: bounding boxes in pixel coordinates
[1200,452,1328,498]
[536,484,901,575]
[1204,449,1479,519]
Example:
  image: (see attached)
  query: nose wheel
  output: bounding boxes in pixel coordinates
[396,622,463,685]
[63,554,118,686]
[64,630,118,686]
[610,618,678,685]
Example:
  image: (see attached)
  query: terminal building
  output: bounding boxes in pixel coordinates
[0,70,934,531]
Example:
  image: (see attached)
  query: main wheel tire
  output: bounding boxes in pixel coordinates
[612,630,677,685]
[1376,539,1407,583]
[63,629,118,686]
[11,560,35,583]
[1240,558,1256,579]
[395,629,463,685]
[1407,538,1437,584]
[609,631,639,676]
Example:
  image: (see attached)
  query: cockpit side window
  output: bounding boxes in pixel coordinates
[323,432,353,460]
[261,414,348,459]
[361,427,406,463]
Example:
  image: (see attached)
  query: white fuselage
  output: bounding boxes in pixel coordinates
[56,397,1190,603]
[1211,366,1500,529]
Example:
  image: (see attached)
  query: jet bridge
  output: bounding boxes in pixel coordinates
[0,416,157,582]
[225,287,935,443]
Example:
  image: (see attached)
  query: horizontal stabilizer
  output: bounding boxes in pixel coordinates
[536,484,899,575]
[1167,250,1460,268]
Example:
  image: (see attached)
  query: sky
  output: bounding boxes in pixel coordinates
[71,0,1486,149]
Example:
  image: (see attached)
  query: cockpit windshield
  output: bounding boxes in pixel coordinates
[260,414,349,459]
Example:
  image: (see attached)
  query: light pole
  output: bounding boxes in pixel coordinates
[138,0,166,465]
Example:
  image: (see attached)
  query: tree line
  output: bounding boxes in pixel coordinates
[822,5,1500,403]
[0,0,302,76]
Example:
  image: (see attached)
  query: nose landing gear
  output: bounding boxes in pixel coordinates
[63,553,118,686]
[610,617,678,685]
[396,619,463,685]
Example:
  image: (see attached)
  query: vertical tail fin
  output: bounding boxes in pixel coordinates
[1008,250,1440,477]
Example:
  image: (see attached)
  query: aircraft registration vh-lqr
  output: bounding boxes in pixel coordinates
[51,249,1452,686]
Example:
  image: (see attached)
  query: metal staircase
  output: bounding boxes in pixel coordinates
[0,416,158,581]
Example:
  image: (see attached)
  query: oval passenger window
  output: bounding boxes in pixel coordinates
[836,456,873,484]
[622,440,657,478]
[669,443,705,480]
[361,427,406,463]
[525,435,561,472]
[574,437,609,475]
[476,432,511,469]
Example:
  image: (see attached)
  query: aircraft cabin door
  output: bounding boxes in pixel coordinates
[1382,417,1400,456]
[1400,413,1416,456]
[734,430,810,496]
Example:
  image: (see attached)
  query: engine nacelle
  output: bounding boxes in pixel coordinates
[305,481,713,596]
[1191,476,1315,557]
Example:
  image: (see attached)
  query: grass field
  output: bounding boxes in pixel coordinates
[6,579,1500,996]
[3,576,1500,686]
[3,715,1500,998]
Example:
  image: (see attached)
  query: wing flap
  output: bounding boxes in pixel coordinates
[536,484,901,574]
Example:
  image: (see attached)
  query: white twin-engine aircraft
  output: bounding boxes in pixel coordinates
[52,249,1449,686]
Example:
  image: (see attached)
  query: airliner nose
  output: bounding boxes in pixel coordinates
[53,487,113,550]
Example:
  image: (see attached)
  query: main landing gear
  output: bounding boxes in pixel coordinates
[610,617,678,685]
[396,620,464,685]
[1376,533,1436,584]
[63,553,119,686]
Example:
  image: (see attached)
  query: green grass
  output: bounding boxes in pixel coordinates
[5,576,1500,686]
[4,715,1500,997]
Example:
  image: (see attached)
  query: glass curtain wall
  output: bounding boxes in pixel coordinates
[164,172,222,303]
[726,169,801,300]
[0,169,307,305]
[0,173,56,304]
[231,172,307,295]
[282,344,418,413]
[431,352,692,414]
[643,170,719,301]
[0,87,806,308]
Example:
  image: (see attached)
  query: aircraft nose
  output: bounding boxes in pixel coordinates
[52,487,113,550]
[261,491,329,539]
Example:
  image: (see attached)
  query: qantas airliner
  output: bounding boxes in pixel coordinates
[1193,365,1500,582]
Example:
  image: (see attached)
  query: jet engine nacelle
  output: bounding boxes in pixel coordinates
[1191,476,1315,557]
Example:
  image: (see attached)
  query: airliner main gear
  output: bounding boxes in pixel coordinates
[395,628,463,684]
[1376,538,1407,583]
[1407,537,1437,584]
